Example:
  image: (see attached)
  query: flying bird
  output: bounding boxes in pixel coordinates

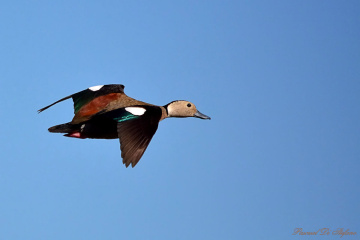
[38,84,210,167]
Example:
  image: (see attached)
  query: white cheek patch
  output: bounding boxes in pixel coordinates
[125,107,146,116]
[88,85,104,91]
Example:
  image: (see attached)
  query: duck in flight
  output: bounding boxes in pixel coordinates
[38,84,210,167]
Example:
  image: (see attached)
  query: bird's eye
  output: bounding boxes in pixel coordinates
[187,103,191,107]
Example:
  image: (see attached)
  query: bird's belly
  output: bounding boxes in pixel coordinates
[81,120,118,139]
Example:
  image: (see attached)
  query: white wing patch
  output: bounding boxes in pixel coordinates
[89,85,104,91]
[125,107,146,116]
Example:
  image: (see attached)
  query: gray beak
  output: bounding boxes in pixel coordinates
[194,110,211,120]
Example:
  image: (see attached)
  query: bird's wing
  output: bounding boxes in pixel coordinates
[38,84,125,113]
[114,106,162,168]
[38,84,126,122]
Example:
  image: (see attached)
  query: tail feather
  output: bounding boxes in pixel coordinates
[48,123,76,133]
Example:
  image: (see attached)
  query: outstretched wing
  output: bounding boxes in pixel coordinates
[115,106,162,168]
[71,85,125,114]
[38,84,125,113]
[87,105,162,167]
[38,84,126,122]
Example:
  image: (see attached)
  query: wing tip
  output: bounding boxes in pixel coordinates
[122,155,140,168]
[37,107,48,113]
[37,95,73,113]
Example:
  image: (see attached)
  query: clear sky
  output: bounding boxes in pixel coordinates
[0,1,359,239]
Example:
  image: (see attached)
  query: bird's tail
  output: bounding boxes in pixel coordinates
[48,122,77,133]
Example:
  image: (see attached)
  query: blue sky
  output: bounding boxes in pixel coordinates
[0,1,359,239]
